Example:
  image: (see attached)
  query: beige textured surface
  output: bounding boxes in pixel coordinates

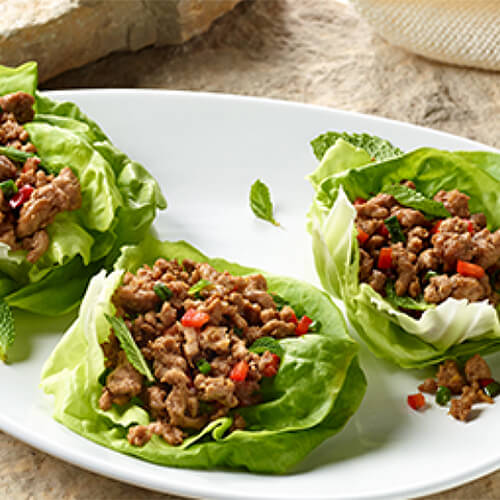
[2,0,500,499]
[0,0,242,82]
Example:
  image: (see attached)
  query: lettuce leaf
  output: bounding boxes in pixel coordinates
[307,135,500,368]
[0,63,166,354]
[41,237,366,473]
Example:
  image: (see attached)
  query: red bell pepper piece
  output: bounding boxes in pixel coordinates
[295,315,313,336]
[357,228,369,245]
[467,220,474,234]
[407,393,426,410]
[457,260,485,279]
[479,378,495,389]
[377,247,392,269]
[9,184,33,210]
[353,197,366,205]
[230,360,249,382]
[431,220,443,234]
[181,308,210,328]
[377,223,389,237]
[262,353,281,378]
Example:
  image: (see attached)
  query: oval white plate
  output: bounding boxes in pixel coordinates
[1,91,499,500]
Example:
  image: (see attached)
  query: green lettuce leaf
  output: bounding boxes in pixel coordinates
[307,136,500,368]
[41,237,366,473]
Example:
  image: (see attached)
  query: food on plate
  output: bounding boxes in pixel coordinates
[0,62,165,359]
[415,354,499,421]
[249,179,280,226]
[307,131,500,368]
[41,237,366,472]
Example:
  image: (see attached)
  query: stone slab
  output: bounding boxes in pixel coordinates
[1,0,500,499]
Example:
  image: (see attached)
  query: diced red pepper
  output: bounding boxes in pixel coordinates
[181,308,210,328]
[262,353,281,378]
[431,220,443,234]
[479,378,495,389]
[295,315,313,336]
[377,247,392,269]
[457,260,485,279]
[353,197,366,205]
[467,220,474,234]
[357,228,369,245]
[377,223,389,238]
[230,360,249,382]
[407,393,426,411]
[9,184,33,210]
[289,310,298,325]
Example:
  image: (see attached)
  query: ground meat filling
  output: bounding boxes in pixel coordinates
[355,183,500,306]
[100,259,306,447]
[0,92,82,262]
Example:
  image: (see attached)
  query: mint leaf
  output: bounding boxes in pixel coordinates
[382,184,450,218]
[384,215,405,243]
[311,132,403,161]
[0,300,15,362]
[188,279,212,298]
[249,179,280,226]
[104,314,154,382]
[153,282,172,301]
[385,281,433,311]
[249,336,284,357]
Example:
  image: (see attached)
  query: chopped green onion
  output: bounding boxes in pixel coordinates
[484,382,500,398]
[383,215,405,243]
[188,279,212,299]
[0,145,36,164]
[424,270,438,282]
[153,282,172,301]
[196,358,211,375]
[435,385,451,406]
[0,179,17,198]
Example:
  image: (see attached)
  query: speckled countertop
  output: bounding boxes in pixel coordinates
[2,1,500,499]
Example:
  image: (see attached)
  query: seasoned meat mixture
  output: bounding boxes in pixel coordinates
[355,183,500,306]
[418,354,497,421]
[100,259,312,447]
[0,91,82,262]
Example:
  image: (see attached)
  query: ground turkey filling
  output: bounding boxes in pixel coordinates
[99,258,309,447]
[356,182,500,306]
[0,91,82,262]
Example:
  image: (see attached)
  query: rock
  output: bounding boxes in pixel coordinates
[0,0,242,83]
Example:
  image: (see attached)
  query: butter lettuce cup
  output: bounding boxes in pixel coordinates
[41,236,366,473]
[307,133,500,369]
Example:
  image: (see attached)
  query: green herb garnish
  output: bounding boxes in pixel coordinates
[0,300,15,362]
[311,132,403,162]
[0,179,17,198]
[249,336,284,357]
[385,281,433,311]
[383,215,405,243]
[271,293,288,311]
[382,184,450,218]
[308,320,322,333]
[435,385,451,406]
[196,358,212,375]
[153,282,172,301]
[249,179,280,226]
[188,279,212,299]
[424,271,438,283]
[104,314,154,382]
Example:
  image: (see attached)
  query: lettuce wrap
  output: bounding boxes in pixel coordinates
[0,62,166,359]
[40,237,366,473]
[307,133,500,368]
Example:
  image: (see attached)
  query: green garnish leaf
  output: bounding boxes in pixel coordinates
[153,282,172,301]
[311,132,403,162]
[249,336,284,357]
[104,314,154,382]
[249,179,280,226]
[188,279,212,299]
[424,270,438,283]
[383,215,405,243]
[271,293,288,311]
[484,382,500,398]
[0,300,15,362]
[0,179,17,198]
[308,319,322,333]
[385,281,433,312]
[435,385,451,406]
[382,184,450,218]
[196,358,212,375]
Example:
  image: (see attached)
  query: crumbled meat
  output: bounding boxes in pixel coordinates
[22,229,49,263]
[431,231,474,272]
[464,354,491,384]
[472,229,500,269]
[0,91,35,123]
[101,260,304,446]
[391,207,427,228]
[434,189,470,218]
[470,213,487,230]
[359,249,373,281]
[424,275,453,303]
[392,243,419,297]
[417,248,439,271]
[0,155,16,181]
[436,360,466,394]
[17,167,82,238]
[418,378,438,394]
[368,270,386,294]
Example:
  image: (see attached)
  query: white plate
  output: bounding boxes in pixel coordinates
[1,91,499,500]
